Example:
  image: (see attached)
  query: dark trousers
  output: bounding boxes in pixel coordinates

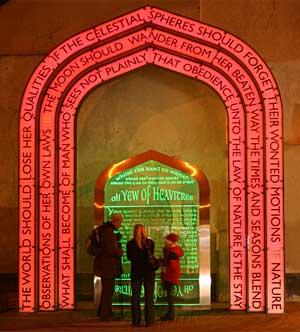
[164,281,175,317]
[131,275,155,326]
[98,278,115,319]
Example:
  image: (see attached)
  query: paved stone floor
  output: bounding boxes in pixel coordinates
[1,302,300,332]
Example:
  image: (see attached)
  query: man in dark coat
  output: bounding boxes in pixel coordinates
[93,213,123,321]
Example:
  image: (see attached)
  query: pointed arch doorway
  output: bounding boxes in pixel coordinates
[18,6,284,313]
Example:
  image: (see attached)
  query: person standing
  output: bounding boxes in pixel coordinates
[160,233,184,321]
[93,213,123,321]
[126,224,155,327]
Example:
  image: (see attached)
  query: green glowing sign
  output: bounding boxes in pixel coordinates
[104,160,200,305]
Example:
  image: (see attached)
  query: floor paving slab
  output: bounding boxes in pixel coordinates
[1,302,300,332]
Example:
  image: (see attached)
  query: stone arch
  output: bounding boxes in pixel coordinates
[19,6,283,313]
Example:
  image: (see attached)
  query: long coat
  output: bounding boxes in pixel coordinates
[161,245,184,285]
[93,222,123,278]
[126,238,155,281]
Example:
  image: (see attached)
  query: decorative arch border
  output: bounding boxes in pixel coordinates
[93,149,211,225]
[19,6,284,313]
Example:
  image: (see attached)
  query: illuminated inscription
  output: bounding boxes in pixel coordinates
[20,17,150,311]
[94,12,145,40]
[227,98,246,311]
[145,7,283,312]
[210,55,265,312]
[247,102,265,312]
[19,59,54,312]
[265,96,284,313]
[233,46,283,313]
[49,30,148,95]
[104,160,200,305]
[19,180,34,312]
[56,52,148,308]
[18,6,283,313]
[58,97,79,309]
[149,29,216,61]
[211,52,265,311]
[101,53,147,80]
[147,27,264,310]
[151,50,238,104]
[149,30,265,311]
[44,51,148,309]
[58,106,75,309]
[47,27,118,65]
[210,51,264,311]
[150,49,247,309]
[146,7,243,54]
[39,86,65,311]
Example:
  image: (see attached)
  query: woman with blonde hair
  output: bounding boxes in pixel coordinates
[126,224,155,327]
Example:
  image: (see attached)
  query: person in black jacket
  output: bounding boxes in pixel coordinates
[126,224,155,327]
[93,213,123,321]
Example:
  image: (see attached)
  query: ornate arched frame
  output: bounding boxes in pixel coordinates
[18,6,284,313]
[94,150,210,224]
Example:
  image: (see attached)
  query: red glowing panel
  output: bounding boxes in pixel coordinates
[228,183,247,310]
[56,52,148,308]
[215,36,284,312]
[227,101,247,311]
[151,49,239,108]
[48,29,96,65]
[209,52,265,311]
[204,37,270,311]
[49,30,149,96]
[266,247,284,314]
[148,10,284,311]
[238,45,277,93]
[92,29,150,63]
[146,6,266,78]
[209,48,266,311]
[147,16,283,311]
[49,56,93,95]
[209,52,266,309]
[265,98,284,314]
[58,106,75,309]
[145,6,225,44]
[18,6,283,314]
[145,19,270,311]
[100,50,148,81]
[58,89,90,309]
[18,179,35,313]
[211,52,259,104]
[210,49,266,310]
[152,49,247,309]
[19,119,36,313]
[45,8,148,69]
[93,8,146,41]
[38,90,61,311]
[20,10,147,313]
[19,57,57,312]
[246,103,265,312]
[150,28,217,62]
[152,33,266,306]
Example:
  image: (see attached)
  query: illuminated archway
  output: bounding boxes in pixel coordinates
[19,6,284,313]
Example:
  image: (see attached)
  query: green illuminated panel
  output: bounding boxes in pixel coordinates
[104,160,200,305]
